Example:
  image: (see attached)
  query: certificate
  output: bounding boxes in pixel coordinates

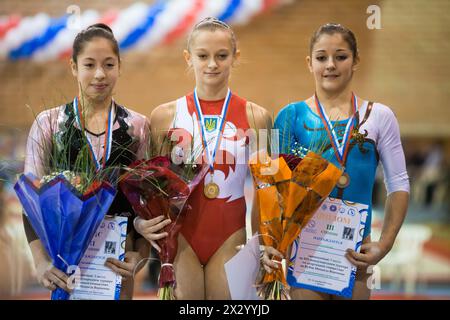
[224,236,260,300]
[70,215,127,300]
[287,197,368,298]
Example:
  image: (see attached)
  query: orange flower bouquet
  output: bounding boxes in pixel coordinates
[249,150,343,299]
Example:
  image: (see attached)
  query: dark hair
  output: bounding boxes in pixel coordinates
[72,23,120,64]
[187,17,237,54]
[310,23,358,60]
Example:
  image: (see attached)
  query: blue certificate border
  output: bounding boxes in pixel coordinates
[114,219,128,300]
[287,201,368,298]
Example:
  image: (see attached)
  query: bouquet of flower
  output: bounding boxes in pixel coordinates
[120,153,208,299]
[249,149,343,300]
[14,171,117,300]
[15,96,122,300]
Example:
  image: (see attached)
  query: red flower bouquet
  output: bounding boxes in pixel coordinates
[120,156,208,299]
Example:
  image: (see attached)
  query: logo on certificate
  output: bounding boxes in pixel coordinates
[342,227,355,240]
[104,241,116,254]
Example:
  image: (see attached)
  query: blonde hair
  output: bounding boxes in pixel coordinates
[187,17,237,54]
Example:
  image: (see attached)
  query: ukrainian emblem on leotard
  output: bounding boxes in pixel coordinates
[204,117,218,133]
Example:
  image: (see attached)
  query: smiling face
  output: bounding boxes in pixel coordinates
[71,37,119,103]
[307,33,358,94]
[184,29,239,89]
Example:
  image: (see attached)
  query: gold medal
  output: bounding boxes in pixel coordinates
[194,88,231,200]
[204,181,220,199]
[337,172,350,189]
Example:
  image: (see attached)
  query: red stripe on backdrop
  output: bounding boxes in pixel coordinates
[423,238,450,263]
[58,9,119,60]
[163,0,204,45]
[0,15,21,39]
[263,0,280,11]
[58,47,71,60]
[98,9,120,27]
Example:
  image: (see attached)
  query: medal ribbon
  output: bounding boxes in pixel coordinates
[193,88,231,173]
[314,92,357,166]
[73,97,114,171]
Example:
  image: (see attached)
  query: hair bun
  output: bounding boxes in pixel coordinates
[72,23,120,63]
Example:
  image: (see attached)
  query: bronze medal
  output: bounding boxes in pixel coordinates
[204,181,220,199]
[337,172,350,189]
[315,93,358,192]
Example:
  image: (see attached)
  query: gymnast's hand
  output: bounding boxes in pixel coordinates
[345,241,389,268]
[260,246,284,274]
[35,259,72,293]
[133,215,171,252]
[105,251,141,281]
[235,243,284,274]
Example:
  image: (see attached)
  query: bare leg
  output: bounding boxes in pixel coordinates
[333,236,372,300]
[120,236,136,300]
[346,235,372,300]
[290,288,331,300]
[331,267,371,300]
[204,228,246,300]
[174,234,205,300]
[349,266,372,300]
